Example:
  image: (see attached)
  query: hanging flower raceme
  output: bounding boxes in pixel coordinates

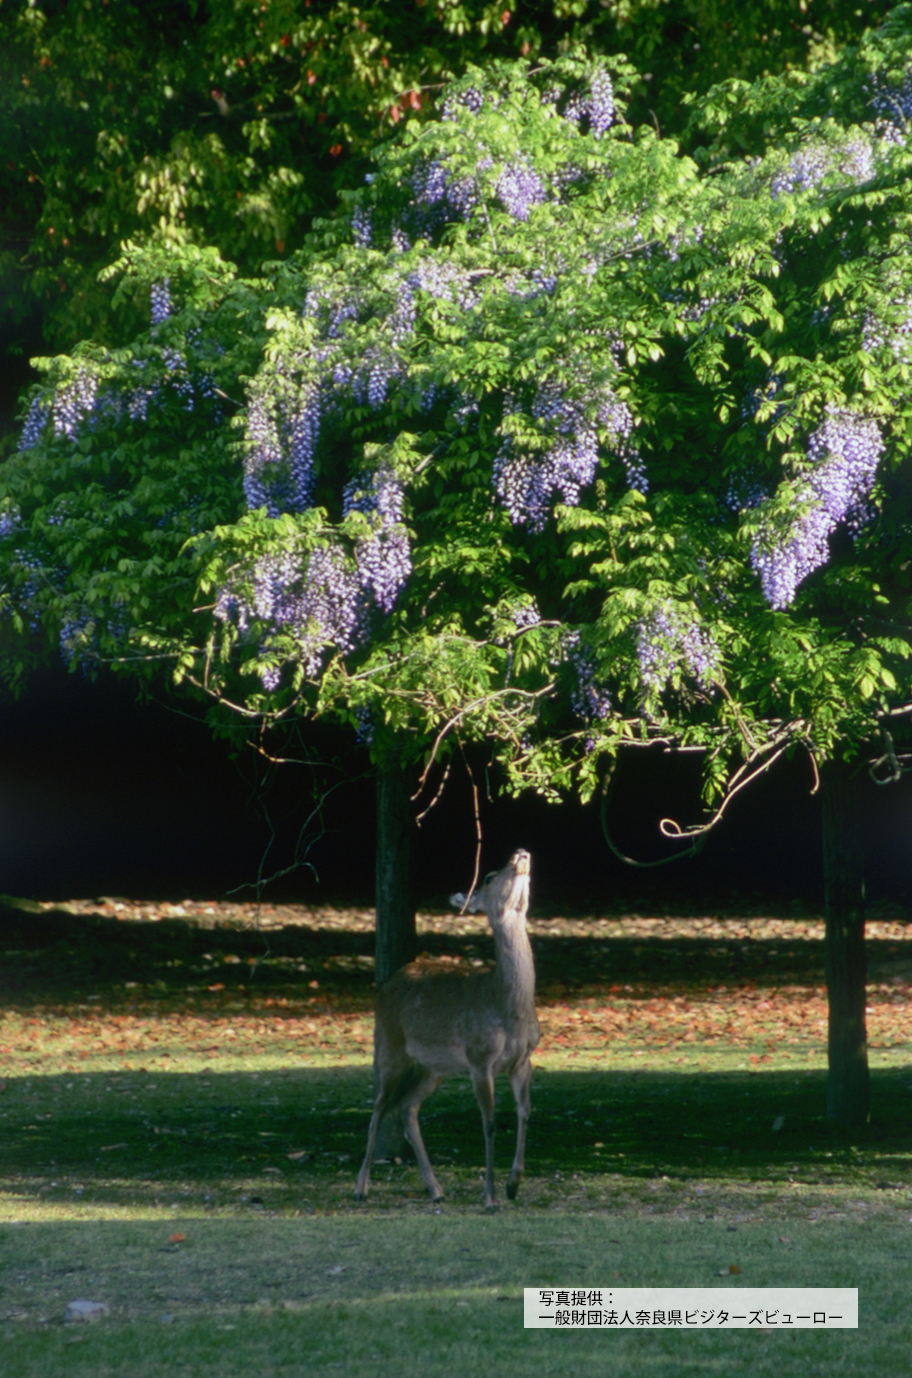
[749,411,884,610]
[494,377,642,532]
[215,542,366,685]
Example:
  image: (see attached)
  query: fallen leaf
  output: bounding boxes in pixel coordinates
[168,1232,186,1244]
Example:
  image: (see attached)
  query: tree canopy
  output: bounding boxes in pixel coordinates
[5,10,912,803]
[0,0,892,370]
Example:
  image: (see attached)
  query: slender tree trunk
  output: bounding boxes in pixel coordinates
[375,759,416,986]
[821,758,870,1125]
[373,756,416,1159]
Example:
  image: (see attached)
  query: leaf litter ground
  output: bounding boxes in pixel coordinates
[0,894,910,1376]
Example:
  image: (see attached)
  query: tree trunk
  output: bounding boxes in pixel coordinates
[372,757,416,1160]
[374,759,416,986]
[821,758,870,1125]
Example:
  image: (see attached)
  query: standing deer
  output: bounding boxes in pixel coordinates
[354,849,539,1208]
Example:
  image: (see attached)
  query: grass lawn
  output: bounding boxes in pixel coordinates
[0,893,910,1376]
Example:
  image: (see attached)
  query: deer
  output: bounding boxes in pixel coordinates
[354,849,539,1209]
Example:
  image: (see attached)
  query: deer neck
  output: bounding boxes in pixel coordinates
[490,913,536,1015]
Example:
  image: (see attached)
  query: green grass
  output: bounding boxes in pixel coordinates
[0,895,910,1375]
[0,1215,908,1377]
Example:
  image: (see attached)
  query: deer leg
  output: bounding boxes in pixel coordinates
[400,1071,445,1203]
[355,1061,412,1201]
[506,1057,532,1201]
[471,1066,497,1209]
[355,1084,394,1201]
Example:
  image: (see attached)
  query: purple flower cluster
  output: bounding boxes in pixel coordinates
[304,271,420,417]
[750,410,884,609]
[304,282,361,341]
[351,204,373,249]
[10,549,45,631]
[333,351,404,411]
[243,377,320,516]
[494,379,640,531]
[770,134,875,198]
[495,162,546,221]
[127,380,158,422]
[17,396,49,451]
[409,145,551,233]
[409,257,480,311]
[870,68,912,134]
[564,631,612,721]
[47,369,100,439]
[354,705,374,744]
[407,156,480,236]
[511,601,541,631]
[19,341,221,452]
[161,347,197,411]
[355,525,412,614]
[442,86,484,120]
[220,466,412,686]
[863,297,912,362]
[636,603,720,692]
[561,69,615,138]
[216,543,365,682]
[150,279,173,325]
[343,466,412,614]
[725,475,768,515]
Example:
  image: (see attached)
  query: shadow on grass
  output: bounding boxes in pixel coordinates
[2,896,908,1011]
[1,897,910,1217]
[1,1064,910,1216]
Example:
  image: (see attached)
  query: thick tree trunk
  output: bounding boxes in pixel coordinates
[821,758,870,1125]
[372,757,416,1160]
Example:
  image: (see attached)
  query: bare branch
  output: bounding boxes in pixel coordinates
[415,683,555,796]
[413,759,451,825]
[659,743,789,840]
[459,738,483,915]
[808,748,820,795]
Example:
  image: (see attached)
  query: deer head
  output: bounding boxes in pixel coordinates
[450,848,531,918]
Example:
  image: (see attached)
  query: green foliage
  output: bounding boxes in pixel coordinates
[4,13,912,824]
[0,0,891,361]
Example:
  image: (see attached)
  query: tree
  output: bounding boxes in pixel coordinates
[4,11,912,1123]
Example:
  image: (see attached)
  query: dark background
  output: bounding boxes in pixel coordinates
[2,662,910,914]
